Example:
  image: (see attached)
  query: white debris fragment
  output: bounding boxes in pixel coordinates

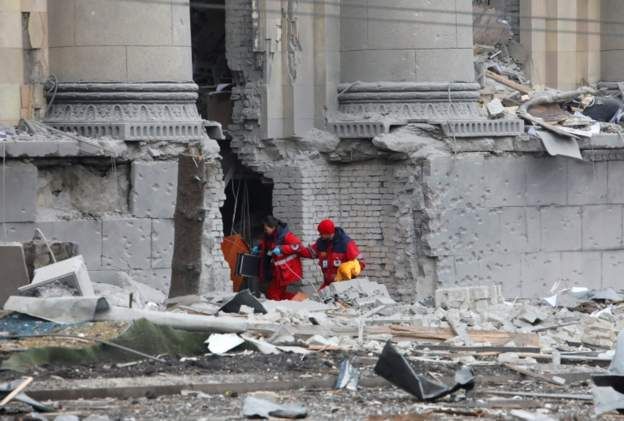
[206,333,245,355]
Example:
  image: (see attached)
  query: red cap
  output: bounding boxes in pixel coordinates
[318,219,336,235]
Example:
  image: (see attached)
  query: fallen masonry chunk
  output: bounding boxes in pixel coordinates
[242,396,307,419]
[486,98,505,119]
[17,255,95,298]
[319,278,396,307]
[374,340,475,401]
[434,285,503,311]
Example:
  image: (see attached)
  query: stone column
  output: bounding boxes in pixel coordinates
[44,0,204,142]
[602,0,624,82]
[334,0,481,135]
[0,1,23,126]
[341,0,474,84]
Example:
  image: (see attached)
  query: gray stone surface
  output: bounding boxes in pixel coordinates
[0,161,37,223]
[540,207,582,252]
[130,161,178,219]
[129,269,171,294]
[34,220,103,268]
[340,0,474,83]
[582,205,623,250]
[151,219,174,269]
[102,218,151,270]
[0,242,30,305]
[423,151,624,298]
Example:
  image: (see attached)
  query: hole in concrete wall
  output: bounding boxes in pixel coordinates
[219,141,273,246]
[191,0,233,127]
[36,160,130,218]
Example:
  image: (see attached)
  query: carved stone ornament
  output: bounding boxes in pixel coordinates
[330,81,524,139]
[44,82,206,142]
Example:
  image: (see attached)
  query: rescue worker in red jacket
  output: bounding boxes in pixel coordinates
[299,219,366,289]
[251,215,304,300]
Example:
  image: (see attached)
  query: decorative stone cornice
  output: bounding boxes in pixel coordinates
[44,82,207,142]
[330,81,524,139]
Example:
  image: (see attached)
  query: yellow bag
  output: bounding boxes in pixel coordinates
[335,259,361,282]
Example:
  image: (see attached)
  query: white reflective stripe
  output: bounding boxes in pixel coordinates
[274,254,298,266]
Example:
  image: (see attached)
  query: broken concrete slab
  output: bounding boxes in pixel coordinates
[435,285,504,311]
[3,296,110,324]
[486,98,505,119]
[0,243,30,306]
[533,129,582,160]
[89,271,166,306]
[319,278,396,307]
[19,255,95,298]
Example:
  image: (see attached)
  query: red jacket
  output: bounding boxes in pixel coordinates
[300,227,365,288]
[258,224,303,287]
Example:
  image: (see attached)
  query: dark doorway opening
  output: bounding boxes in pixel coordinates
[190,0,233,126]
[219,141,273,247]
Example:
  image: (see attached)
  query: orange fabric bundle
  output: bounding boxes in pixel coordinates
[221,234,250,292]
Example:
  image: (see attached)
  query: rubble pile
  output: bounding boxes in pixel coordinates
[0,244,623,418]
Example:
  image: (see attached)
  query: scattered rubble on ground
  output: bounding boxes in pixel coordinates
[0,243,623,418]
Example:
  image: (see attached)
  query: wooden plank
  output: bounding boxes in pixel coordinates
[486,70,532,95]
[0,377,33,407]
[503,363,566,386]
[389,326,540,348]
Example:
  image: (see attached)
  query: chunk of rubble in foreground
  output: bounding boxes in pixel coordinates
[17,255,94,298]
[319,278,396,307]
[435,285,503,311]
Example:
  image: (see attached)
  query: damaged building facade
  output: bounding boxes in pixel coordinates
[3,0,624,299]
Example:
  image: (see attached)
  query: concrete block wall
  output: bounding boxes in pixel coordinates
[0,158,207,294]
[422,152,624,298]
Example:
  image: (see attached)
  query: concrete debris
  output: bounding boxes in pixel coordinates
[319,278,396,307]
[3,296,109,324]
[486,98,506,119]
[242,396,307,419]
[435,285,504,311]
[206,333,245,355]
[18,255,95,298]
[509,410,557,421]
[532,128,583,160]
